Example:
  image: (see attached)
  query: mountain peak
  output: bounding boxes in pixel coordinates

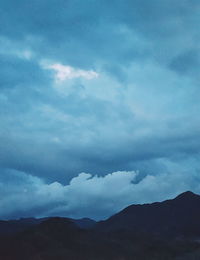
[174,191,199,200]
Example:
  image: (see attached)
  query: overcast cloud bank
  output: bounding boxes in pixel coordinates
[1,167,200,220]
[0,0,200,219]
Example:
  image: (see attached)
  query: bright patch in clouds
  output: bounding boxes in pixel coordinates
[46,63,99,82]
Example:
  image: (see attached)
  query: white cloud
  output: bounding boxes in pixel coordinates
[45,62,99,82]
[1,168,200,220]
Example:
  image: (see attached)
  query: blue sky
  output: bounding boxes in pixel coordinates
[0,0,200,220]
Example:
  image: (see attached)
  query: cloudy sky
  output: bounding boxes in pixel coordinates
[0,0,200,220]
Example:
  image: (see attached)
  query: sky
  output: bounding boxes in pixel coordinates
[0,0,200,220]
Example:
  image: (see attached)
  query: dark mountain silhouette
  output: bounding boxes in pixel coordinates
[0,217,96,236]
[1,191,200,259]
[0,217,133,260]
[0,218,46,236]
[72,217,96,229]
[96,191,200,238]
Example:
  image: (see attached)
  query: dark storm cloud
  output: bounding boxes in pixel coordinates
[2,0,199,69]
[0,0,200,219]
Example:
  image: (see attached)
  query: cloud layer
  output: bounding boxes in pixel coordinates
[1,167,200,220]
[0,0,200,218]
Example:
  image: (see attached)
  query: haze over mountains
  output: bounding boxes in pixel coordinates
[1,191,200,259]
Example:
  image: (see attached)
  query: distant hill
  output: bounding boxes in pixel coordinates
[0,217,96,236]
[72,217,96,229]
[0,217,127,260]
[0,218,46,236]
[1,191,200,259]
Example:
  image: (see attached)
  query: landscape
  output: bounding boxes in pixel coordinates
[1,191,200,259]
[0,0,200,259]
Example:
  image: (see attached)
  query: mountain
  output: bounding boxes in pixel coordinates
[0,217,96,236]
[0,217,131,260]
[0,218,46,236]
[1,191,200,259]
[72,217,96,229]
[96,191,200,238]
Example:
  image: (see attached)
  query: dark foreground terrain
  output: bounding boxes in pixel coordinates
[1,191,200,259]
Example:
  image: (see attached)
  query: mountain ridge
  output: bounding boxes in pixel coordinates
[95,190,200,238]
[1,191,200,259]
